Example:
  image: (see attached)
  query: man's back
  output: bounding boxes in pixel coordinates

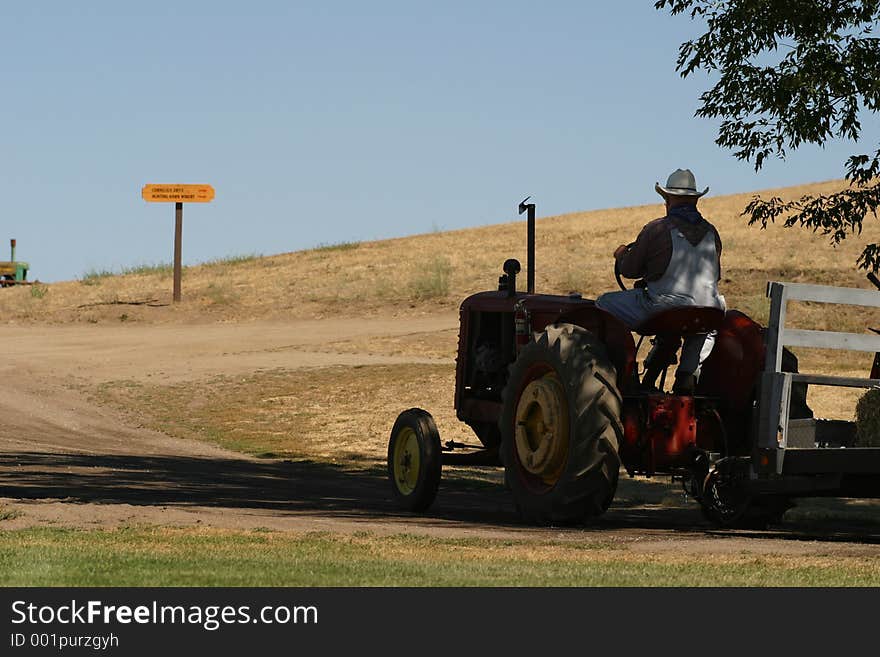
[617,205,722,290]
[646,226,722,308]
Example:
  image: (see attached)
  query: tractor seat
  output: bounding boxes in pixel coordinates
[635,306,725,337]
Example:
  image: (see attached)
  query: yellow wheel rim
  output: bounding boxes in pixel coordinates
[393,427,421,495]
[514,373,570,485]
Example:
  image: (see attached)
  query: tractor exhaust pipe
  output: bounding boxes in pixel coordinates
[10,239,15,262]
[518,197,536,294]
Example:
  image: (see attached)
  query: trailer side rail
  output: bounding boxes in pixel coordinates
[758,281,880,474]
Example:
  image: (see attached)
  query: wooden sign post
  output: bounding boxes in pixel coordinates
[141,184,215,302]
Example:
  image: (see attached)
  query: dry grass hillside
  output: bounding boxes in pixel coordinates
[2,179,878,332]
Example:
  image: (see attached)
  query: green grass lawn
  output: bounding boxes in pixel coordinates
[2,527,878,587]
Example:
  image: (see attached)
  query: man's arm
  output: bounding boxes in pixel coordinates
[616,218,668,280]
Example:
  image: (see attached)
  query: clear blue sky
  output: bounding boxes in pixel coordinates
[2,1,875,282]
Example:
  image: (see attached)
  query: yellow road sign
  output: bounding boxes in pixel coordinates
[142,184,215,203]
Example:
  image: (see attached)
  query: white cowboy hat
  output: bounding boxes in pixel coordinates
[654,168,709,198]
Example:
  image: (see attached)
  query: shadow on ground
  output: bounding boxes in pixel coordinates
[1,451,879,543]
[0,451,512,526]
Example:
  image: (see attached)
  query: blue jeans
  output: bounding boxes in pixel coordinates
[596,289,717,377]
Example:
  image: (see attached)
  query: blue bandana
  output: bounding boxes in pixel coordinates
[668,204,703,224]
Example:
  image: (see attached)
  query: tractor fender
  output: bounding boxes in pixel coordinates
[552,305,637,391]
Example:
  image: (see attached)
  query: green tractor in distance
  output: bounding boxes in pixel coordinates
[0,239,29,287]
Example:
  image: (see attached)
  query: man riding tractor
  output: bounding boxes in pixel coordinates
[596,168,725,394]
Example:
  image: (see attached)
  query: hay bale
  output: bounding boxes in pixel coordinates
[855,388,880,447]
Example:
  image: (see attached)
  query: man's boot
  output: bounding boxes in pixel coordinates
[641,336,680,391]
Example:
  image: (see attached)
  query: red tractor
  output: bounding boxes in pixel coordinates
[388,199,880,527]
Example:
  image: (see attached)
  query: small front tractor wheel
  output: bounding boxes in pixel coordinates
[699,458,790,529]
[500,323,622,524]
[388,408,442,512]
[700,461,751,527]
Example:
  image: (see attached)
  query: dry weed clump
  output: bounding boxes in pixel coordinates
[0,504,19,522]
[409,256,453,300]
[30,284,48,299]
[855,389,880,447]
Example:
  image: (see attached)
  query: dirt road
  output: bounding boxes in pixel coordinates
[2,316,880,559]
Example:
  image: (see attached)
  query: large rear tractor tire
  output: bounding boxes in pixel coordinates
[500,324,622,524]
[388,408,442,512]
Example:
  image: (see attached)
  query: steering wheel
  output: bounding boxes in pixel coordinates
[614,242,637,291]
